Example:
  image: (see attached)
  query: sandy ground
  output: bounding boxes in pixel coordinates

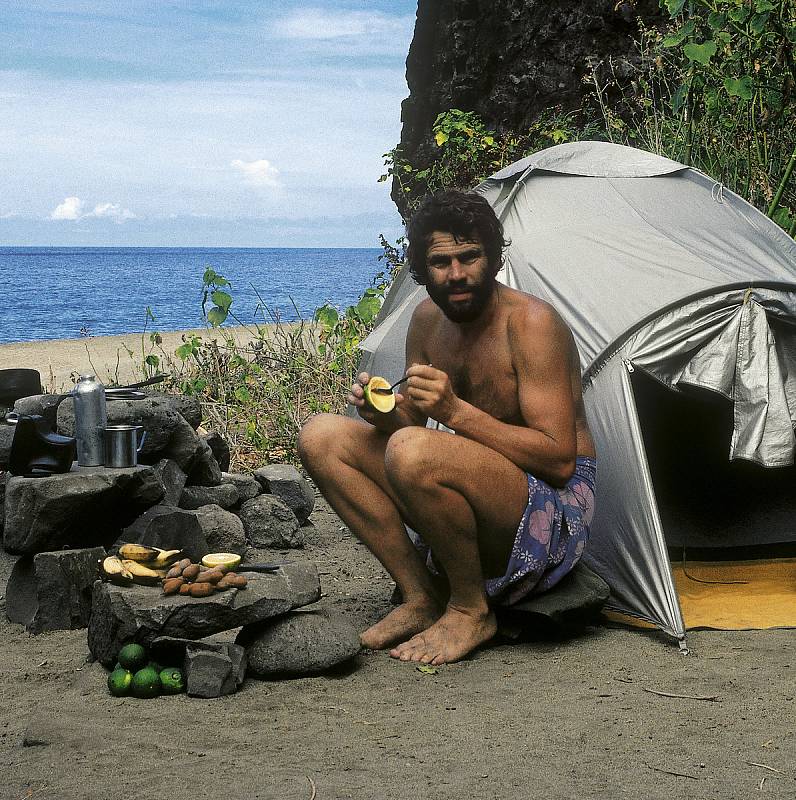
[0,326,276,392]
[1,488,795,800]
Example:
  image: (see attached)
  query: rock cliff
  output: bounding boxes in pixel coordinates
[395,0,666,209]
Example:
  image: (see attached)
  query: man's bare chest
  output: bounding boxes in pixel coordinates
[426,337,520,423]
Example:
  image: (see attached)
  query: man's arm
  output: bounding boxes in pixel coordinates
[403,304,578,486]
[348,303,430,433]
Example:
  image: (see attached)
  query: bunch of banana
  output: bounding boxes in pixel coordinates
[117,543,185,568]
[100,545,186,587]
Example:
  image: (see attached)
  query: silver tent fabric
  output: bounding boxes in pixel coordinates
[358,141,796,639]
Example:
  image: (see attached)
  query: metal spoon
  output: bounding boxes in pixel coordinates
[370,364,432,394]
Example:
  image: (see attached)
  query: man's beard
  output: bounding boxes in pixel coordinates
[426,274,497,323]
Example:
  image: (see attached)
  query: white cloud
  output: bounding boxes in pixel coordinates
[50,196,84,220]
[274,9,411,40]
[49,196,135,222]
[86,202,137,221]
[231,158,281,188]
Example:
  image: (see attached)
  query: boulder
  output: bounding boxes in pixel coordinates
[3,465,163,555]
[185,438,222,487]
[185,644,247,698]
[201,431,231,473]
[13,394,63,428]
[0,471,7,537]
[496,561,611,639]
[254,464,315,524]
[158,416,205,473]
[194,504,247,556]
[169,394,202,430]
[87,562,321,666]
[117,505,209,562]
[238,495,303,549]
[179,483,239,510]
[152,458,187,506]
[0,424,14,469]
[240,609,361,678]
[5,547,105,633]
[221,472,261,503]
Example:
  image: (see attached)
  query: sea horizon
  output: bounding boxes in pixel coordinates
[2,246,387,344]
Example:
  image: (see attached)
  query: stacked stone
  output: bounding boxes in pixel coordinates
[2,391,361,693]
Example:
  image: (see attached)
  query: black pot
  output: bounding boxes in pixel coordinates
[0,369,42,408]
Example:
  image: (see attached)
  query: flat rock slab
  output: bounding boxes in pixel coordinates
[6,547,105,633]
[254,464,315,524]
[497,560,611,638]
[239,608,361,678]
[3,464,163,555]
[87,561,321,666]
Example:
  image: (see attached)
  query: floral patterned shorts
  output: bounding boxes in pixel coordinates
[486,456,597,605]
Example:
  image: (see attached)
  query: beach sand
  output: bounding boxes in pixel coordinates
[0,326,276,392]
[1,336,794,799]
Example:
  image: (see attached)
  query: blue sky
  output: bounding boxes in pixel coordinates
[0,1,417,246]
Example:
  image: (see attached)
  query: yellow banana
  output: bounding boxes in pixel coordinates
[100,556,134,586]
[148,549,186,568]
[118,543,161,562]
[121,559,167,586]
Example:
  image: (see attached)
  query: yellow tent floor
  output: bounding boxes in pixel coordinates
[604,558,796,631]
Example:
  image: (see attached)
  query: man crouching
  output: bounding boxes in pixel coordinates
[298,190,596,665]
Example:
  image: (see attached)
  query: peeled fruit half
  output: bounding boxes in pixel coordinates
[363,376,396,413]
[202,552,242,570]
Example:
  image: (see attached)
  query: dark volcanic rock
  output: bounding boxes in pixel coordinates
[117,505,209,562]
[238,495,303,548]
[395,0,665,216]
[185,644,247,697]
[0,471,7,537]
[158,416,205,473]
[221,472,262,504]
[3,465,163,555]
[179,483,239,510]
[201,431,231,473]
[152,458,187,506]
[194,503,247,556]
[6,547,105,633]
[253,464,315,524]
[0,424,14,469]
[185,438,222,487]
[87,562,321,666]
[240,609,361,678]
[13,394,63,428]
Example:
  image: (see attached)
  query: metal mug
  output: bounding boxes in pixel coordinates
[104,424,147,468]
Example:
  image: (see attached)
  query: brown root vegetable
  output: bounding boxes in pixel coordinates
[226,574,248,589]
[162,577,185,595]
[188,582,215,598]
[166,564,184,579]
[182,563,201,581]
[176,557,192,572]
[195,569,223,584]
[178,582,192,595]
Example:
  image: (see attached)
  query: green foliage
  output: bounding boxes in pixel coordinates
[381,107,603,216]
[586,0,795,233]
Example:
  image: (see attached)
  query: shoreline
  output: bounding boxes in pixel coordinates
[0,325,278,392]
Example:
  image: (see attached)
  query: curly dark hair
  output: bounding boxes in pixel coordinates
[406,190,507,285]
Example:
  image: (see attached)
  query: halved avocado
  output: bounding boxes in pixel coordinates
[363,376,396,413]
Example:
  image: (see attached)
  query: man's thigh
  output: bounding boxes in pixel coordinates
[386,428,530,577]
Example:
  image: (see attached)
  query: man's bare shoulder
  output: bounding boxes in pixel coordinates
[411,296,444,327]
[502,287,568,340]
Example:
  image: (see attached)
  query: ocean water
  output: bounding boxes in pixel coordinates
[2,247,387,344]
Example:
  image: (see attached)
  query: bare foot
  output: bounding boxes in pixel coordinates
[388,605,497,665]
[360,601,441,650]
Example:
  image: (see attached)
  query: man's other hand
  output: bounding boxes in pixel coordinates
[403,365,458,424]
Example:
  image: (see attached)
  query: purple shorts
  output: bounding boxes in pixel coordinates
[410,456,596,606]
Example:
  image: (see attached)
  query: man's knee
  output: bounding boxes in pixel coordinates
[384,427,438,491]
[297,413,343,472]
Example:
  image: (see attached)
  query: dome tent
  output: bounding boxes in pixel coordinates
[359,140,796,645]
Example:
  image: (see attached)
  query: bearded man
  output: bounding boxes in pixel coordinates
[298,190,596,665]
